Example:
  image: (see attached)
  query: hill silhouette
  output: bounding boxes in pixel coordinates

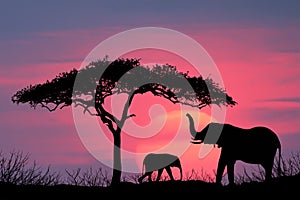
[1,173,299,199]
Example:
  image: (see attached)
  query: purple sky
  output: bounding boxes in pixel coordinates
[1,0,300,179]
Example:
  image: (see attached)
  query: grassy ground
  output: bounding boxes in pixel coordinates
[1,173,299,199]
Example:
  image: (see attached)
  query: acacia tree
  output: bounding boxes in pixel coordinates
[11,57,237,185]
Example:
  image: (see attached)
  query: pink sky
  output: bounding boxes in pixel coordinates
[1,1,300,181]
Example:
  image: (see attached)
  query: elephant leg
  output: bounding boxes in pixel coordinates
[165,166,174,181]
[138,171,152,183]
[227,161,236,185]
[262,161,273,182]
[147,172,153,182]
[156,168,164,181]
[138,175,144,184]
[216,151,227,184]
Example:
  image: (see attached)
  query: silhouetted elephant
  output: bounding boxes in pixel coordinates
[186,113,282,185]
[138,153,183,183]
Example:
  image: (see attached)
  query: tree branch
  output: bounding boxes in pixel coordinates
[59,103,70,110]
[126,114,136,120]
[39,102,59,112]
[72,98,98,116]
[95,104,120,134]
[74,103,98,116]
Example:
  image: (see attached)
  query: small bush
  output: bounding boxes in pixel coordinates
[0,150,60,185]
[184,168,215,183]
[65,167,111,187]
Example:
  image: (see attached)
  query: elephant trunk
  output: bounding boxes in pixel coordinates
[186,113,197,138]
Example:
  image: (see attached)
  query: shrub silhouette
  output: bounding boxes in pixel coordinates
[0,150,60,185]
[233,150,300,184]
[65,167,112,187]
[0,149,299,199]
[1,149,299,187]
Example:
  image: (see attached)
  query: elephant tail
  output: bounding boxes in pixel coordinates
[142,159,146,175]
[277,142,283,177]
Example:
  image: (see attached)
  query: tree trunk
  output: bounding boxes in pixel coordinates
[110,94,135,186]
[111,127,122,186]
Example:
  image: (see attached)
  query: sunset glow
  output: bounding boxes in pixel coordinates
[1,1,300,181]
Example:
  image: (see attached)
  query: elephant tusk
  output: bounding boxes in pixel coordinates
[190,140,203,144]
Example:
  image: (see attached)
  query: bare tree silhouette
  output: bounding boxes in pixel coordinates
[11,57,236,185]
[0,150,60,185]
[65,167,111,187]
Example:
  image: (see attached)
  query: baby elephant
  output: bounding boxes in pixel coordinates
[138,153,183,183]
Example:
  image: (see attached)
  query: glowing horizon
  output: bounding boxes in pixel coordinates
[1,1,300,180]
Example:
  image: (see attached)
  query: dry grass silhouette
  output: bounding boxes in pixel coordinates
[0,149,299,198]
[0,150,60,185]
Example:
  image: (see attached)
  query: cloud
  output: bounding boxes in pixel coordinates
[251,107,300,122]
[277,49,300,54]
[262,97,300,103]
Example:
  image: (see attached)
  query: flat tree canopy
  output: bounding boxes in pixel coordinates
[12,58,236,111]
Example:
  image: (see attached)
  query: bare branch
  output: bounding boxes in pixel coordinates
[0,150,60,185]
[39,102,59,112]
[126,114,136,119]
[74,102,98,116]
